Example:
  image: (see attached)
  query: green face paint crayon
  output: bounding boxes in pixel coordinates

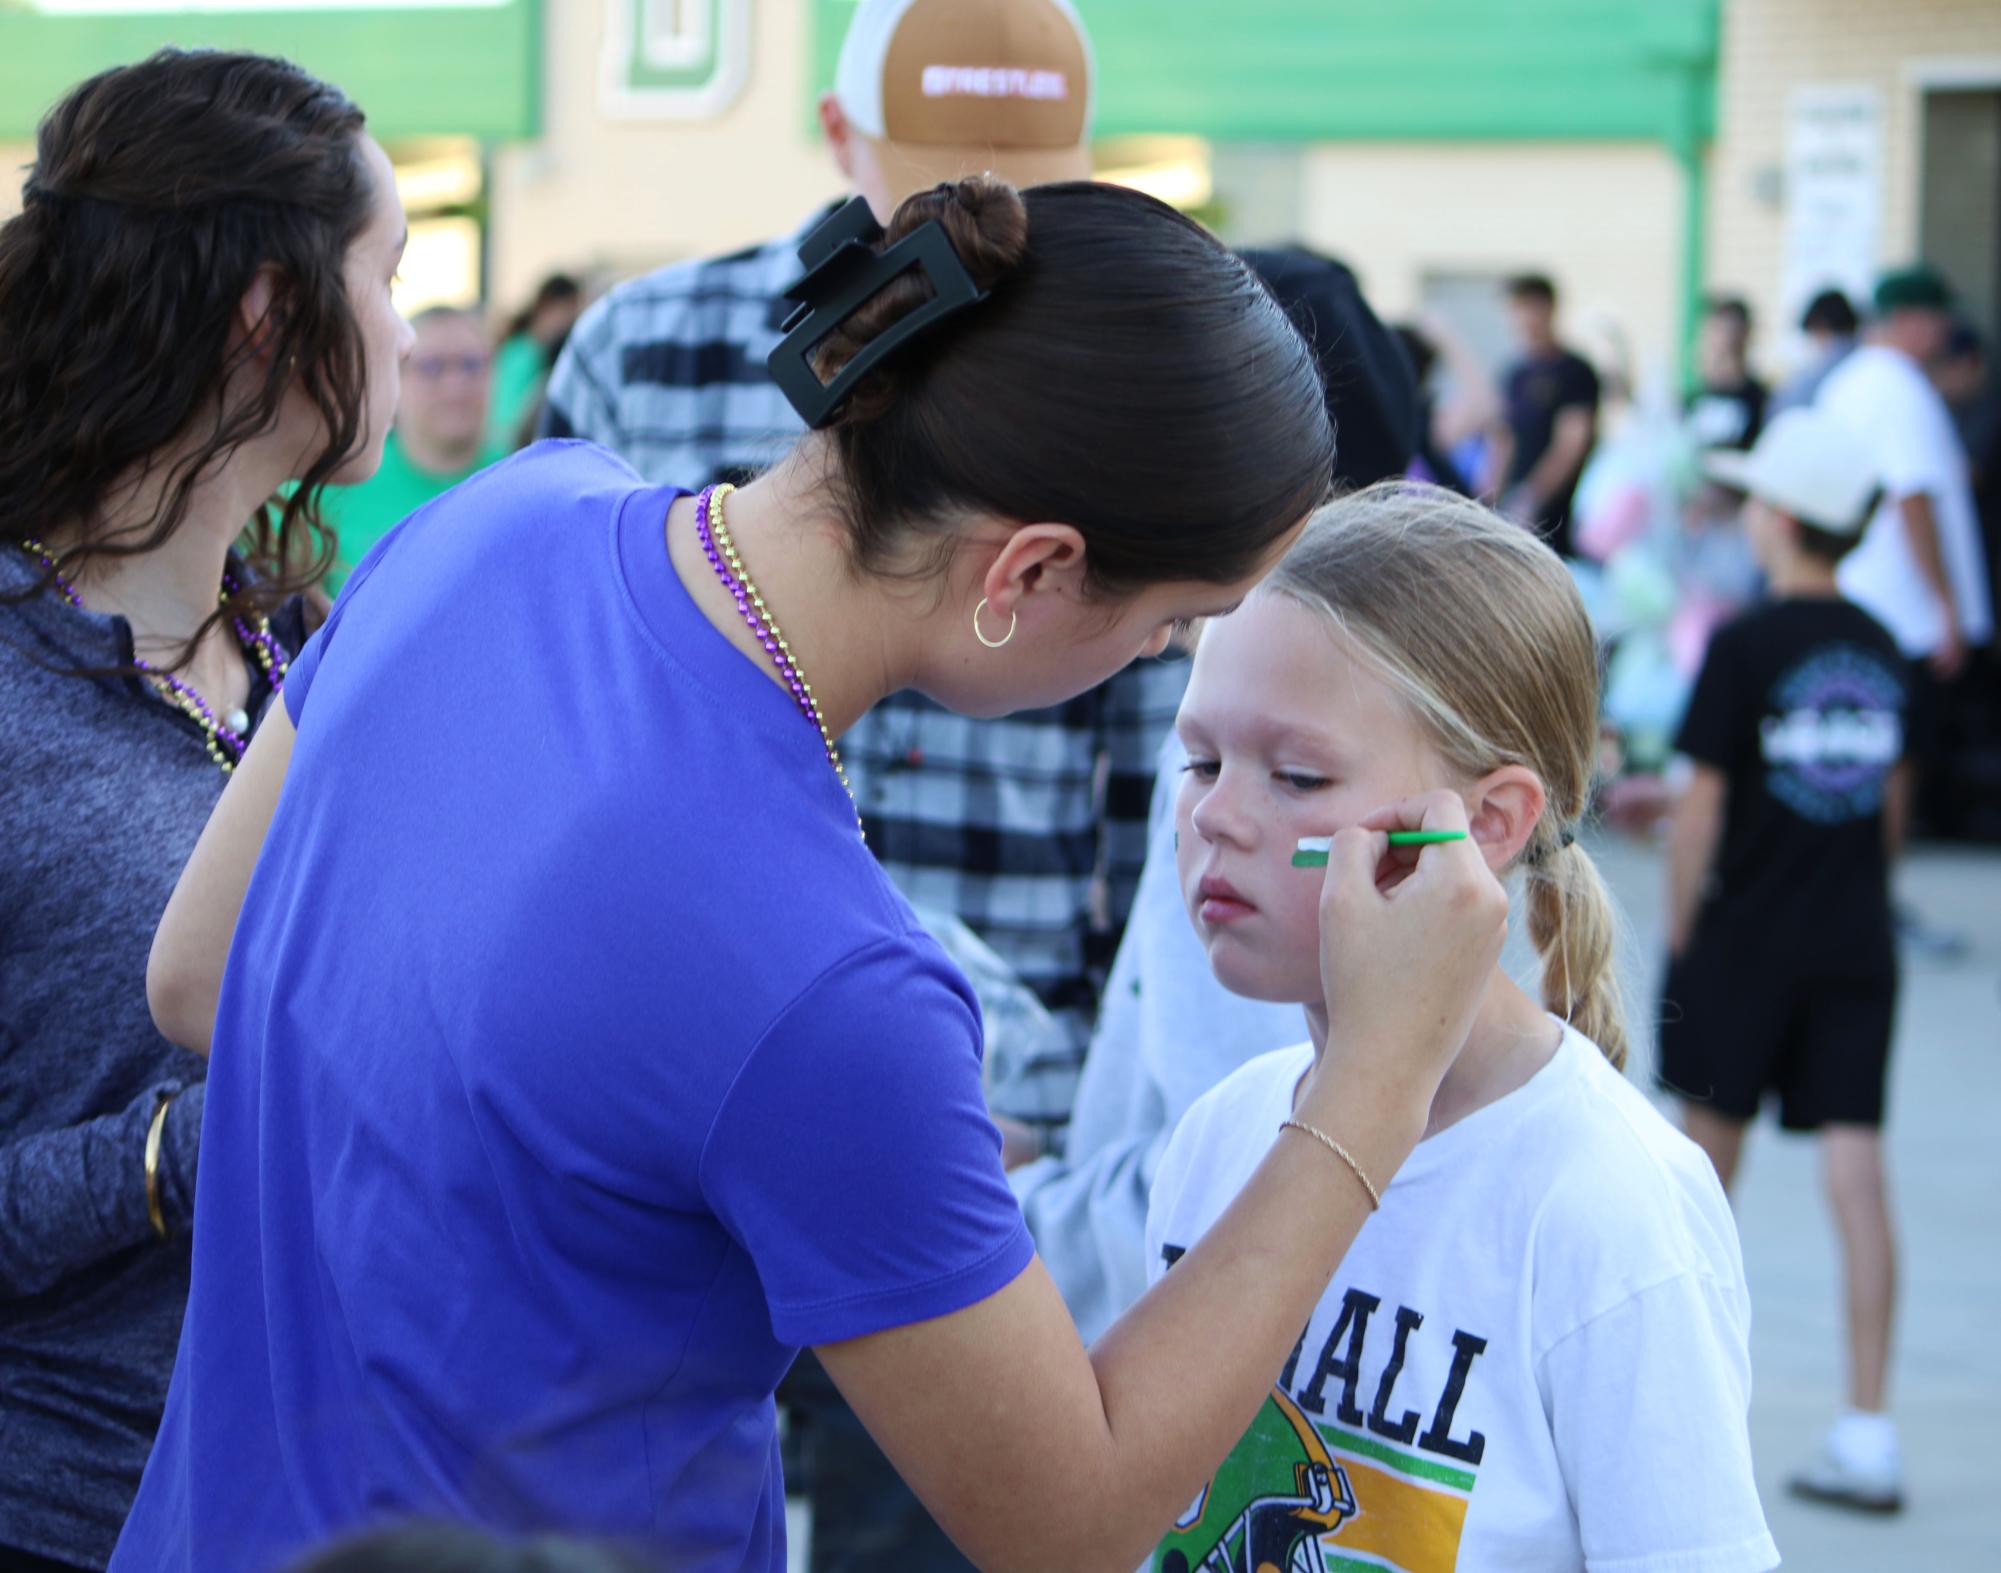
[1291,830,1469,868]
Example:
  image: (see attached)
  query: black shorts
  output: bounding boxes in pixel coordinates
[1658,952,1898,1130]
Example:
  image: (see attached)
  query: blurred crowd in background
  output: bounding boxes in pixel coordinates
[3,4,1998,1572]
[360,253,1999,861]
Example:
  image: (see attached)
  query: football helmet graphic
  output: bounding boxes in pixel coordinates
[1157,1387,1359,1573]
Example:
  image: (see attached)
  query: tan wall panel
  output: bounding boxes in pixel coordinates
[1298,142,1684,386]
[0,6,844,316]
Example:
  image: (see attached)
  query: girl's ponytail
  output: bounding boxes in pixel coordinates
[1524,838,1628,1071]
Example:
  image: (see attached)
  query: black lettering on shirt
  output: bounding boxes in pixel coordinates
[1416,1329,1488,1465]
[1295,1288,1381,1425]
[1278,1325,1309,1392]
[1364,1304,1426,1445]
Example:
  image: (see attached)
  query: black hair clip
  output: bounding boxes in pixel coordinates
[1525,827,1578,868]
[766,195,989,429]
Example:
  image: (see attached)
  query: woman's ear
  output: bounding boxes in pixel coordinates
[233,265,287,363]
[1464,765,1547,871]
[978,523,1089,623]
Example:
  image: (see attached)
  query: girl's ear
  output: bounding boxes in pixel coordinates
[1465,765,1547,871]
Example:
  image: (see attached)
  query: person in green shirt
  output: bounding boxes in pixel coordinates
[323,305,505,592]
[488,274,583,451]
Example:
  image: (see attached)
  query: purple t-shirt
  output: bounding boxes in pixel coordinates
[112,441,1032,1572]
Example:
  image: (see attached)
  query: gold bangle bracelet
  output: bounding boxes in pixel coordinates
[144,1094,173,1240]
[1280,1119,1382,1212]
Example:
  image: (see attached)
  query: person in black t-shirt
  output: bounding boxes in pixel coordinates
[1659,407,1909,1518]
[1937,319,2001,636]
[1487,273,1601,556]
[1686,294,1770,453]
[1240,247,1418,491]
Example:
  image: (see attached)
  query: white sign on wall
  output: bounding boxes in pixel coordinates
[1780,83,1884,328]
[601,0,749,120]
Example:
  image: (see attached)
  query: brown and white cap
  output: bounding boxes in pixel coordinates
[833,0,1094,193]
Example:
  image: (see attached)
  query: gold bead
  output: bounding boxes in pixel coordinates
[706,481,863,835]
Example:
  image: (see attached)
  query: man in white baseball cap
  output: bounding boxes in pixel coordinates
[1664,406,1912,1518]
[544,0,1096,484]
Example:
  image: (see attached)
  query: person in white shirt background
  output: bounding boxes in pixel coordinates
[1814,266,1994,956]
[1144,483,1776,1573]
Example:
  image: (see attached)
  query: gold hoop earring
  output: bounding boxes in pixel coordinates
[973,597,1017,650]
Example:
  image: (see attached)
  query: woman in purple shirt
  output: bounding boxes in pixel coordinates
[123,177,1509,1572]
[0,51,412,1570]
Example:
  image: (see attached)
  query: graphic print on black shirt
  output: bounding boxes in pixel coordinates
[1760,643,1903,822]
[1676,598,1906,971]
[1686,377,1771,452]
[1152,1248,1487,1573]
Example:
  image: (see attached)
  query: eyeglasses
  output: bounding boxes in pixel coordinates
[410,353,492,380]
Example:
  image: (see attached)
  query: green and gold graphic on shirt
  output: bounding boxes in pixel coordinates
[1152,1385,1474,1573]
[1150,1277,1485,1573]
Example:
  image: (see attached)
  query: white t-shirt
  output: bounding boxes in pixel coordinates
[1144,1027,1778,1573]
[1818,343,1994,656]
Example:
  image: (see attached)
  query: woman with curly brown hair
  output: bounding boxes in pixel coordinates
[0,49,411,1570]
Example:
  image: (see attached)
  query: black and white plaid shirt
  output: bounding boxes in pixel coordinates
[543,204,1184,1143]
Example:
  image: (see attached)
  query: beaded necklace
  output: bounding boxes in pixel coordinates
[18,537,288,775]
[694,485,863,835]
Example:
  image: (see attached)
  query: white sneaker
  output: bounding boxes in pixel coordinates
[1787,1413,1904,1515]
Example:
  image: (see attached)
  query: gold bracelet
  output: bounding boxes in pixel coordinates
[144,1094,173,1240]
[1280,1119,1381,1211]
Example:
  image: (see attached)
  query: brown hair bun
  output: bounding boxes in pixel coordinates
[811,175,1028,422]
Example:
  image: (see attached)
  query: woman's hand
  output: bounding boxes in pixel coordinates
[1297,790,1510,1171]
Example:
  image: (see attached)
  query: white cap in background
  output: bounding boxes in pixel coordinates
[1705,408,1883,536]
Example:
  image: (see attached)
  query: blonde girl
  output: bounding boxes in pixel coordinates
[1146,484,1777,1573]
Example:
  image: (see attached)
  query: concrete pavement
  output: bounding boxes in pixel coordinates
[1593,833,2001,1571]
